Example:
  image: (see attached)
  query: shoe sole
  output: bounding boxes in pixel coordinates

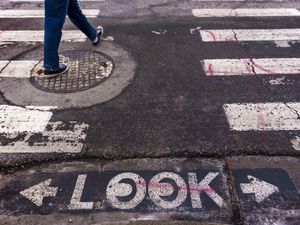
[93,26,104,46]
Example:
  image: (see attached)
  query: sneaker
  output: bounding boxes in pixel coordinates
[43,63,69,78]
[92,25,104,46]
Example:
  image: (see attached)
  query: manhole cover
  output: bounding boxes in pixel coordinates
[30,50,114,93]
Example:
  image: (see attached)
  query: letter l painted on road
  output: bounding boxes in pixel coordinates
[188,172,225,208]
[68,174,93,210]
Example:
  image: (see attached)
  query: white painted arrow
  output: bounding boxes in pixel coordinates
[20,179,58,206]
[240,175,279,203]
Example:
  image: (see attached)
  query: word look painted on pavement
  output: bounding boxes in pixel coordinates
[0,171,227,214]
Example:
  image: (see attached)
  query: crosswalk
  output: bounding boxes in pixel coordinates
[195,8,300,150]
[0,0,97,154]
[0,1,300,153]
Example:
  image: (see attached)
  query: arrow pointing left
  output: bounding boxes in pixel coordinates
[20,179,58,206]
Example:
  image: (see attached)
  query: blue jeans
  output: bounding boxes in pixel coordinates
[44,0,97,71]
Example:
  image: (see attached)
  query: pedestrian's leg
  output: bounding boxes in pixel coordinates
[67,0,97,41]
[44,0,69,71]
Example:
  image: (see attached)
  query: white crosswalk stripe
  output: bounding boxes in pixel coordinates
[224,103,300,131]
[0,9,100,18]
[192,8,300,17]
[202,58,300,76]
[195,8,300,151]
[200,29,300,42]
[0,105,89,153]
[0,30,87,42]
[10,0,105,2]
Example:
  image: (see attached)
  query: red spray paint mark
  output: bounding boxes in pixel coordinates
[135,181,214,194]
[208,63,214,76]
[256,105,266,130]
[204,30,217,42]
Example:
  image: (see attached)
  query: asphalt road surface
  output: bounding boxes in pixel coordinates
[0,0,300,224]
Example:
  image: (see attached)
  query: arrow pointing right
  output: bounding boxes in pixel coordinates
[240,175,279,203]
[20,179,58,206]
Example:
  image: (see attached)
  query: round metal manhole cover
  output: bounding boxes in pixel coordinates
[30,50,114,93]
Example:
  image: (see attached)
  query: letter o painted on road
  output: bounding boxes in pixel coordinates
[148,172,187,209]
[106,172,146,210]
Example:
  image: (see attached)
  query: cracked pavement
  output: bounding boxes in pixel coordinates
[0,0,300,224]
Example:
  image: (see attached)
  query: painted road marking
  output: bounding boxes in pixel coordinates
[0,60,39,78]
[0,121,89,153]
[0,31,87,43]
[233,169,299,209]
[192,8,300,17]
[0,9,100,18]
[106,173,147,210]
[291,136,300,151]
[0,105,54,133]
[68,174,93,210]
[223,103,300,131]
[202,58,300,76]
[20,179,58,207]
[240,175,279,203]
[200,29,300,42]
[10,0,105,1]
[2,171,227,213]
[192,0,283,1]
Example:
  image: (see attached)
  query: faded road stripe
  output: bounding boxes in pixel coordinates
[202,58,300,76]
[0,121,89,153]
[291,136,300,151]
[224,103,300,131]
[0,30,87,42]
[200,29,300,42]
[0,105,55,133]
[192,8,300,17]
[0,9,99,18]
[11,0,105,1]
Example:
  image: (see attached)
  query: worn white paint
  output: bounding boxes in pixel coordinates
[224,103,300,131]
[0,9,100,18]
[241,175,279,203]
[268,77,286,85]
[20,179,58,206]
[0,105,53,133]
[0,121,89,153]
[148,172,188,209]
[200,29,300,42]
[0,61,9,71]
[68,174,93,210]
[192,0,283,1]
[0,60,39,78]
[0,30,87,43]
[202,58,300,76]
[192,8,300,17]
[291,136,300,151]
[188,172,225,208]
[274,40,291,48]
[106,173,146,210]
[151,29,167,35]
[11,0,105,1]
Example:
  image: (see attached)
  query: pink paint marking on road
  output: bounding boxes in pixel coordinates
[135,181,214,193]
[204,30,217,42]
[256,105,266,130]
[208,63,214,76]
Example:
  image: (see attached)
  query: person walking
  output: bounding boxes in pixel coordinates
[43,0,103,77]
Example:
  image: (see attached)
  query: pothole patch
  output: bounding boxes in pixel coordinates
[0,42,136,109]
